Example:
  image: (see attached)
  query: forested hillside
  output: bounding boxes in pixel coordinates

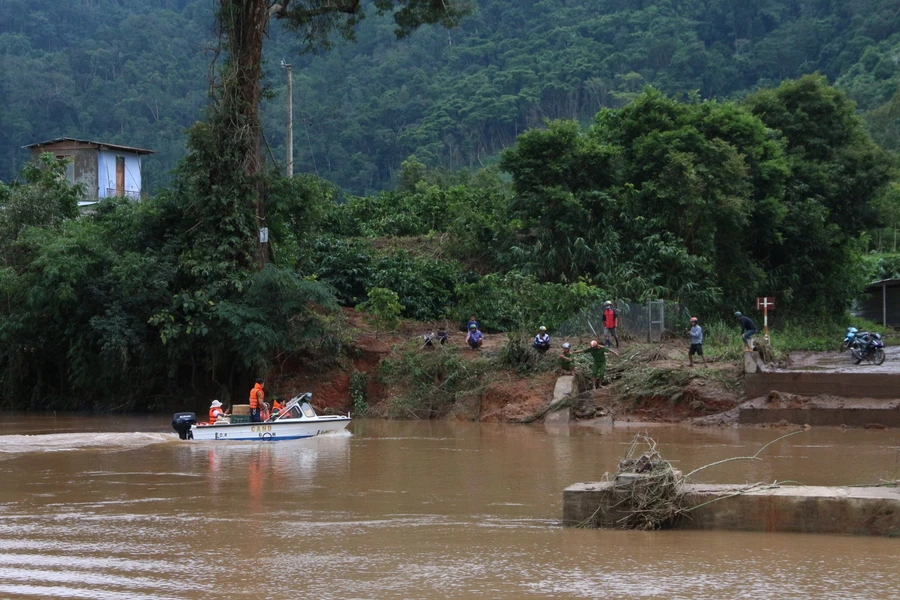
[3,0,900,194]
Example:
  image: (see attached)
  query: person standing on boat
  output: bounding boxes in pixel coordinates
[209,400,228,424]
[249,379,265,423]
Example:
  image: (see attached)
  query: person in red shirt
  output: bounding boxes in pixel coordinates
[602,301,619,348]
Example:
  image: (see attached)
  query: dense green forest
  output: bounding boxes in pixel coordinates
[2,0,900,412]
[3,0,900,193]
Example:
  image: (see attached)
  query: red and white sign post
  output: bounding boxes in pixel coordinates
[756,297,775,340]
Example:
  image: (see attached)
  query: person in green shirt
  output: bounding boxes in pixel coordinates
[573,340,620,389]
[558,342,575,375]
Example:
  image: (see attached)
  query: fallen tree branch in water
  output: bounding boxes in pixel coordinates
[678,430,805,483]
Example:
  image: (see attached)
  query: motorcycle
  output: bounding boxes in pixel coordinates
[839,327,859,353]
[849,331,886,365]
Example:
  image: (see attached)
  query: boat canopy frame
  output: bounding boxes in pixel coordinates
[271,393,318,422]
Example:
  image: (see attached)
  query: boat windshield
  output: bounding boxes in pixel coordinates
[275,399,317,420]
[278,405,302,420]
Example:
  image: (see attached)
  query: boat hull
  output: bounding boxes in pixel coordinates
[190,416,350,441]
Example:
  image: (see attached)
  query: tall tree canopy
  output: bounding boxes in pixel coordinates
[496,77,894,313]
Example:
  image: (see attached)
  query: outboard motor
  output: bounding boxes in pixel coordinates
[172,412,197,440]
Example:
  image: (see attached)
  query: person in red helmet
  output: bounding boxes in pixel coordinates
[573,340,619,389]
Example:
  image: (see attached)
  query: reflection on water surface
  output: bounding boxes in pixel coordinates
[0,414,897,599]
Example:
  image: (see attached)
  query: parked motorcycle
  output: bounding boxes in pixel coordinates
[849,331,886,365]
[839,327,859,353]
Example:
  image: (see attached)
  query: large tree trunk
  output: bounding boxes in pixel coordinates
[220,0,268,178]
[219,0,270,266]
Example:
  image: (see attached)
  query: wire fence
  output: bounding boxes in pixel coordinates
[555,300,692,342]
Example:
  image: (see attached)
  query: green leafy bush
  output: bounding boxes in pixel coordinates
[300,235,375,305]
[356,287,403,337]
[454,271,604,332]
[370,251,468,321]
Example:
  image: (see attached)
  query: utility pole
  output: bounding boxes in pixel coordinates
[282,59,293,178]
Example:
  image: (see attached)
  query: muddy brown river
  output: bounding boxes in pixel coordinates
[0,414,898,599]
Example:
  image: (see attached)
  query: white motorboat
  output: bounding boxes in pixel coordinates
[172,393,351,441]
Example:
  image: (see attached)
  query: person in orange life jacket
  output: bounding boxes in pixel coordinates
[602,300,619,348]
[271,397,285,418]
[209,399,228,424]
[249,379,265,423]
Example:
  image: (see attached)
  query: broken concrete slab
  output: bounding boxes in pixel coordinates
[563,482,900,536]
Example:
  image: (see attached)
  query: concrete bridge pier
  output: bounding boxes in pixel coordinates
[544,375,574,426]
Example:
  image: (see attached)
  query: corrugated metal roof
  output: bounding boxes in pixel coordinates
[23,137,154,155]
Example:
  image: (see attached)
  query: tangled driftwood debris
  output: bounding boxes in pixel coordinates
[578,435,684,530]
[578,430,806,530]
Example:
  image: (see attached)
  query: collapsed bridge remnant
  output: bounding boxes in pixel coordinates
[564,481,900,536]
[565,433,900,536]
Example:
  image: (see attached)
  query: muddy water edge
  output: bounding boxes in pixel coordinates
[0,414,898,599]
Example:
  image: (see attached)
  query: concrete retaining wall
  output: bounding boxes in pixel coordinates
[745,371,900,400]
[739,407,900,427]
[564,482,900,536]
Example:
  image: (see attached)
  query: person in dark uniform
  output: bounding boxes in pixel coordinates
[735,312,758,351]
